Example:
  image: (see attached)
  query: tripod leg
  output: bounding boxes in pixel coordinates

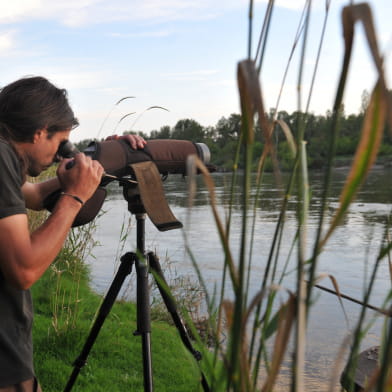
[64,252,135,392]
[133,256,153,392]
[148,252,210,392]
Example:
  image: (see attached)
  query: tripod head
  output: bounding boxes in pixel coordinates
[122,180,145,215]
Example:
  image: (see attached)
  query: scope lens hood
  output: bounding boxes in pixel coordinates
[195,143,210,164]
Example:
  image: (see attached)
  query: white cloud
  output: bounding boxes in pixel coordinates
[47,71,106,89]
[0,0,226,27]
[2,64,110,90]
[0,31,16,53]
[0,1,42,23]
[0,0,382,28]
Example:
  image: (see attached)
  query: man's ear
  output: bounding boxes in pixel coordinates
[33,128,47,144]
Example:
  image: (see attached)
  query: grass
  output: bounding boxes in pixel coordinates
[31,243,202,392]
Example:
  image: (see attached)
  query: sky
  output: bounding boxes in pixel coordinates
[0,0,391,142]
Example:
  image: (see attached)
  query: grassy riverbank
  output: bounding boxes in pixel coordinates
[31,244,202,391]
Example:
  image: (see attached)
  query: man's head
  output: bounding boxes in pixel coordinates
[0,76,78,143]
[0,76,79,176]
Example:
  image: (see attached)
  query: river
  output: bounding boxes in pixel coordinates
[87,167,392,391]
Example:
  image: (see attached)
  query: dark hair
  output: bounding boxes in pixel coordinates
[0,76,79,142]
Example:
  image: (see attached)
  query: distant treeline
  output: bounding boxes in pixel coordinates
[75,107,392,171]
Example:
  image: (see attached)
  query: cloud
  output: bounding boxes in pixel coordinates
[0,0,366,28]
[2,62,110,90]
[33,66,116,90]
[0,31,16,53]
[0,0,227,27]
[0,1,42,23]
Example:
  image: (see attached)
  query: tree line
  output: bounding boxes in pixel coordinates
[76,105,392,172]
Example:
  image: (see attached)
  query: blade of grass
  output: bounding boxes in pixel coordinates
[96,96,135,140]
[320,80,386,248]
[129,106,170,131]
[261,294,296,392]
[314,2,390,252]
[113,112,136,133]
[311,274,350,327]
[275,119,297,156]
[187,156,238,291]
[235,58,257,389]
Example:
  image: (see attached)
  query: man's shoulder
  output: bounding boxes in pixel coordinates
[0,138,12,147]
[0,139,26,217]
[0,139,16,156]
[0,139,24,188]
[0,139,20,165]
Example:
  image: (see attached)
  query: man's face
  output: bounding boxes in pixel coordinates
[26,129,71,177]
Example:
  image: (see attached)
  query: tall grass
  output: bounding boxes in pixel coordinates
[183,2,392,391]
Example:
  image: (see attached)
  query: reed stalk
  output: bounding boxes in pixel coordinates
[183,2,392,391]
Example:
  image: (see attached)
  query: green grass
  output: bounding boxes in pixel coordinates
[31,252,202,392]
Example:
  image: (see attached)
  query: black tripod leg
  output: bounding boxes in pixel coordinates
[148,252,210,392]
[63,252,135,392]
[133,256,153,392]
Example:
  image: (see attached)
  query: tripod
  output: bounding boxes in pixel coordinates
[63,172,209,392]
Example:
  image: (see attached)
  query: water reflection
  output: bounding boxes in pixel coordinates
[87,168,392,391]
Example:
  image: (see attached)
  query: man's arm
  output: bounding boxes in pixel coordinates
[0,154,103,290]
[22,177,60,211]
[0,198,82,289]
[22,134,146,211]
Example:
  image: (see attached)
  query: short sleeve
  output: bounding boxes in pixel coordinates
[0,141,26,218]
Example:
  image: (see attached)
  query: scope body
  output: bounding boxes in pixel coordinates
[59,139,210,178]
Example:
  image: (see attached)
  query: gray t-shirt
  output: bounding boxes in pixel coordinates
[0,140,34,387]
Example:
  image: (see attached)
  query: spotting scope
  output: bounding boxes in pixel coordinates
[46,138,212,227]
[58,138,211,178]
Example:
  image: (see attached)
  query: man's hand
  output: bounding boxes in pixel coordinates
[105,134,147,149]
[57,153,104,204]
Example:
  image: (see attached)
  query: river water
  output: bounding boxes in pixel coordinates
[87,167,392,391]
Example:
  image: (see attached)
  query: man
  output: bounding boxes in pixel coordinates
[0,76,145,391]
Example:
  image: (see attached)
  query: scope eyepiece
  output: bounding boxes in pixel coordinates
[57,140,80,159]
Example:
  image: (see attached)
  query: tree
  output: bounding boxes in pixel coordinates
[214,114,241,148]
[122,130,149,139]
[150,125,171,139]
[171,119,205,142]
